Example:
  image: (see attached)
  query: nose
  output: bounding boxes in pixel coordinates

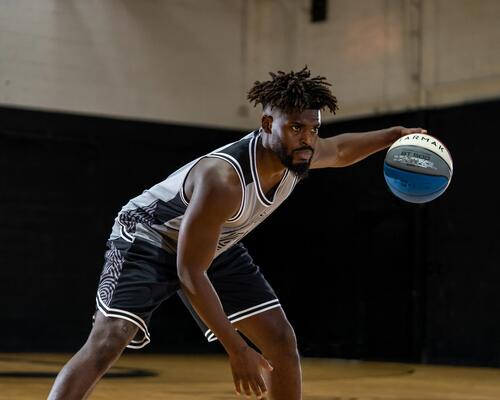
[300,131,315,147]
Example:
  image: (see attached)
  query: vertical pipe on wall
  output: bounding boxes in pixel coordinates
[408,0,424,106]
[237,0,250,119]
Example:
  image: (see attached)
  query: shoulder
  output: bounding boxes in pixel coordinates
[192,157,241,192]
[187,157,242,219]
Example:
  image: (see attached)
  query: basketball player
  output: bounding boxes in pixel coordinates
[48,67,427,400]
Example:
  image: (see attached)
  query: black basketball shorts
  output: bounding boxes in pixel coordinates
[96,237,280,349]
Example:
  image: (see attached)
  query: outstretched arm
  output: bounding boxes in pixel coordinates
[310,126,427,169]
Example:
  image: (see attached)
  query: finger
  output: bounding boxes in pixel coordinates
[255,374,268,398]
[248,377,265,398]
[260,357,274,372]
[233,374,242,396]
[241,379,252,397]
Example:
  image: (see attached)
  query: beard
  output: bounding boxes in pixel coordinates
[277,146,313,180]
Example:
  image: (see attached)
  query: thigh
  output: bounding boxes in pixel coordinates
[96,237,179,349]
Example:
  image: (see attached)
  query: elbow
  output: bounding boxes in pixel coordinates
[335,143,365,167]
[335,146,348,166]
[333,146,354,167]
[177,266,204,294]
[177,267,192,287]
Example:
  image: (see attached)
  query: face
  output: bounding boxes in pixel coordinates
[263,108,321,178]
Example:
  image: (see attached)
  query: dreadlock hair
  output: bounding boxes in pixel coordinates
[247,66,339,115]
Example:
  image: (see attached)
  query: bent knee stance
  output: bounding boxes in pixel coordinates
[86,313,138,370]
[267,322,299,360]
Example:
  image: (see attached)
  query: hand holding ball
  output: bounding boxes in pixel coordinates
[384,133,453,203]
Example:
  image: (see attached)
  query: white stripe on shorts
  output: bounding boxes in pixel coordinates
[204,299,281,343]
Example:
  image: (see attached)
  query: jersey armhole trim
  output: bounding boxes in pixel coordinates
[179,157,203,207]
[289,174,299,195]
[179,185,189,207]
[206,153,246,222]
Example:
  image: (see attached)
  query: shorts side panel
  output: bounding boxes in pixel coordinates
[179,243,280,342]
[96,237,179,348]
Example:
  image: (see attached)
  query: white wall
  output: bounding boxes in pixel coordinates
[421,0,500,107]
[295,0,419,120]
[1,0,500,129]
[0,0,252,129]
[292,0,500,123]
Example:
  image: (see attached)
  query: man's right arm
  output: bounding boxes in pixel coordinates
[177,159,272,398]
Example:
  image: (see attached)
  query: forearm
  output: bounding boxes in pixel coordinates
[179,271,247,355]
[332,127,400,167]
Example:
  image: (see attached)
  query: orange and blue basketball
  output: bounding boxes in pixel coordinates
[383,133,453,203]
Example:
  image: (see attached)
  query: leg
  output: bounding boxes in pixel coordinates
[48,311,138,400]
[234,307,301,400]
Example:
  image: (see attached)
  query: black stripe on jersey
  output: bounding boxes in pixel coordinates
[249,133,290,208]
[179,185,189,206]
[277,169,290,196]
[153,193,188,225]
[117,201,160,242]
[216,133,254,185]
[206,153,246,222]
[249,134,272,207]
[289,174,299,195]
[117,220,134,243]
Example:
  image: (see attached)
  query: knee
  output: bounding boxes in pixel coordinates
[268,321,299,360]
[86,317,138,370]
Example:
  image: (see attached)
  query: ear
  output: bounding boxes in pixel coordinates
[261,115,273,134]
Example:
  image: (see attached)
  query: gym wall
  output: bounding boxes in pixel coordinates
[1,98,498,367]
[1,0,499,367]
[1,1,500,128]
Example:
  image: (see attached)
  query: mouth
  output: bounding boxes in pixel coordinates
[293,149,313,161]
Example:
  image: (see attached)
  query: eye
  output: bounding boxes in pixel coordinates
[291,125,301,132]
[312,127,319,134]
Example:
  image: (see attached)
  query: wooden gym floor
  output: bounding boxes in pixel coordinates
[1,353,500,399]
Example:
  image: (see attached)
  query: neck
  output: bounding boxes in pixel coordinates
[256,134,286,179]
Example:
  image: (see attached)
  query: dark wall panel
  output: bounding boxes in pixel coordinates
[0,108,240,354]
[1,100,499,367]
[422,102,500,366]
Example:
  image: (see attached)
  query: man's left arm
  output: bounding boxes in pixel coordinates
[310,126,427,169]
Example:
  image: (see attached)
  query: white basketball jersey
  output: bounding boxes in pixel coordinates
[109,130,299,257]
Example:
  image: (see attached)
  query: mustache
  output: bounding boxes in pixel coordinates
[293,146,314,153]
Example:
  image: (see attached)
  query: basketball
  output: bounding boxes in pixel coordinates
[383,133,453,203]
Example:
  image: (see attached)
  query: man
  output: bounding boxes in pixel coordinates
[48,67,427,399]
